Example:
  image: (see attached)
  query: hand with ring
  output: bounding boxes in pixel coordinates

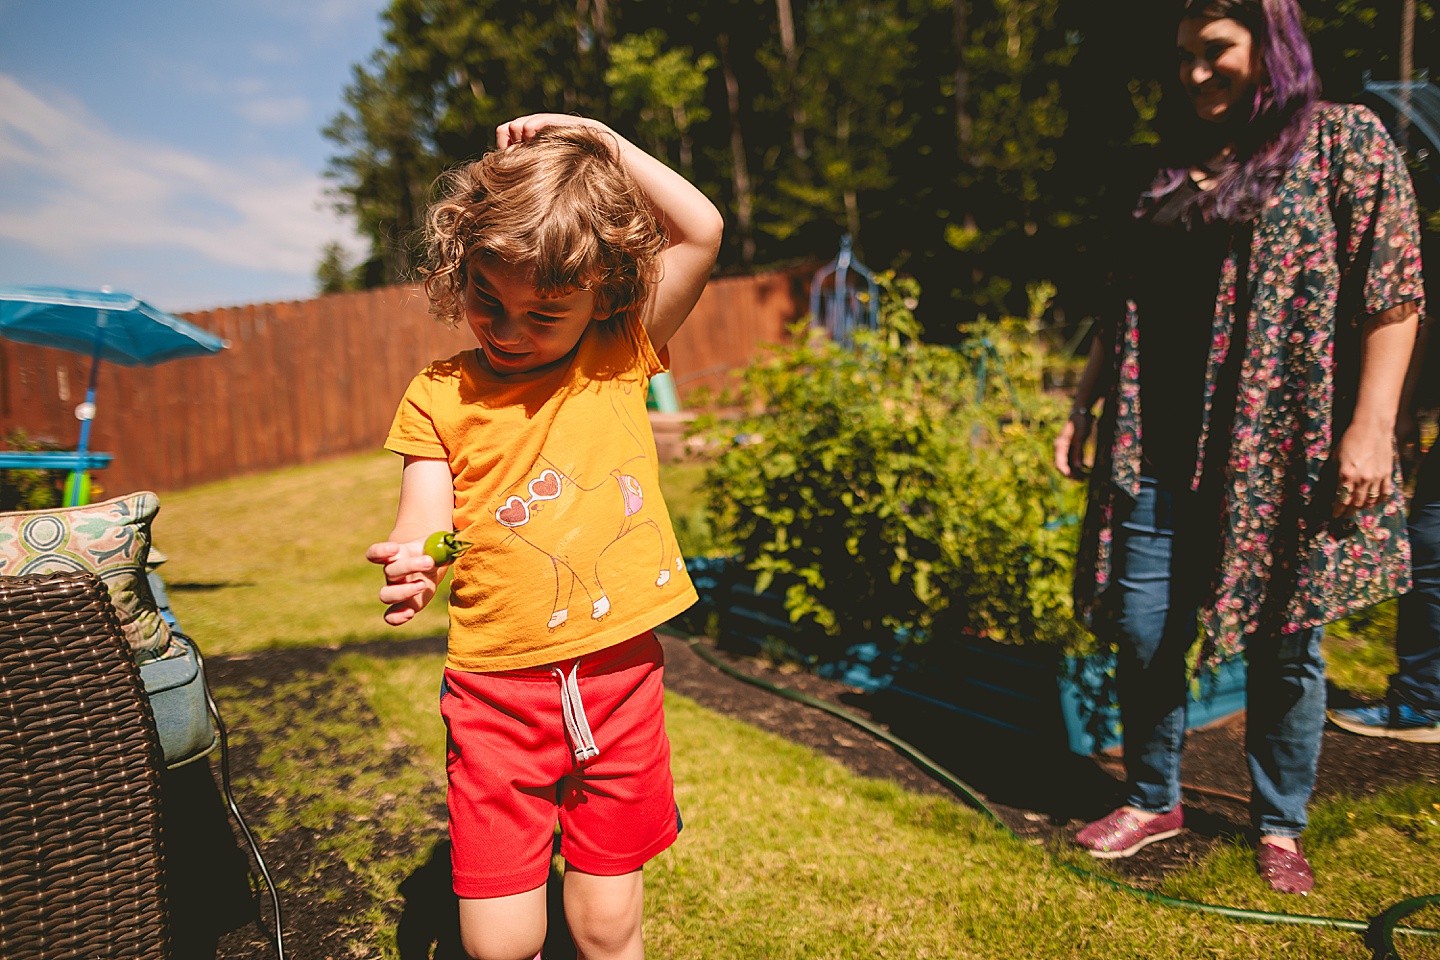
[1332,424,1396,519]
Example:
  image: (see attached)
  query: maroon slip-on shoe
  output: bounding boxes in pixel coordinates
[1075,806,1184,859]
[1256,840,1314,895]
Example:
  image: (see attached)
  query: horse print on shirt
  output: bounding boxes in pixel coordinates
[491,380,681,629]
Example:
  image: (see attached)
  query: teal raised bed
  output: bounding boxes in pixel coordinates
[882,635,1247,756]
[678,556,1248,756]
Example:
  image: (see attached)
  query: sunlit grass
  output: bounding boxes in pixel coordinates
[1324,601,1401,699]
[152,450,450,654]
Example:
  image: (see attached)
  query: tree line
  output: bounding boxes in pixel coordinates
[320,0,1434,338]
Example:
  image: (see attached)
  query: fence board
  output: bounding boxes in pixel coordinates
[0,269,808,495]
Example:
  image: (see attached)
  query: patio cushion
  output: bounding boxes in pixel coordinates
[0,491,172,660]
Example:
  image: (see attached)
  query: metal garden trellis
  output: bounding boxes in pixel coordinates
[1362,71,1440,183]
[809,235,879,348]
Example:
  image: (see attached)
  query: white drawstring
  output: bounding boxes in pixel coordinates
[553,661,599,763]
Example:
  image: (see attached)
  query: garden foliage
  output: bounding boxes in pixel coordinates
[699,277,1091,658]
[0,430,64,512]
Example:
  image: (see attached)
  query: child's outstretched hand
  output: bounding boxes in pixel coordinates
[366,538,441,626]
[495,113,611,150]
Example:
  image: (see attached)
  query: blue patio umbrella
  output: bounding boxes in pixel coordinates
[0,284,228,504]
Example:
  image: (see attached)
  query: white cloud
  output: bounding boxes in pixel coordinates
[250,41,300,66]
[236,95,310,127]
[0,74,362,298]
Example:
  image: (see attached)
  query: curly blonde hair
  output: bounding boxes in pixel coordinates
[421,124,666,327]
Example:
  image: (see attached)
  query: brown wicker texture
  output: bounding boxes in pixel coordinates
[0,572,170,960]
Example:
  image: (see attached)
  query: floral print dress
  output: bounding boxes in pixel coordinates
[1074,103,1426,665]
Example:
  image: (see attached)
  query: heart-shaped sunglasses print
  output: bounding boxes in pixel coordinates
[495,469,563,528]
[528,470,561,502]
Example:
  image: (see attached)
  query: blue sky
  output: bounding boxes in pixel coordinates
[0,0,389,311]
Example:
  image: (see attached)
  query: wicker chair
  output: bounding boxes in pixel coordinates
[0,571,170,960]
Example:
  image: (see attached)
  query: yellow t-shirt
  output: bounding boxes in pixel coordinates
[385,315,697,672]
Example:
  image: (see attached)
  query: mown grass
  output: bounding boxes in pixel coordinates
[157,450,1437,958]
[1327,600,1403,698]
[151,450,451,654]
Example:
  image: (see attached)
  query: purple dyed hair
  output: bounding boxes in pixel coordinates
[1144,0,1322,223]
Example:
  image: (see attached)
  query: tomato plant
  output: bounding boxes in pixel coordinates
[697,274,1092,658]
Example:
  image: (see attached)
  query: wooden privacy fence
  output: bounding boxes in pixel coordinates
[0,268,808,495]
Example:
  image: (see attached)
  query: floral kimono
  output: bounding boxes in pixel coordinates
[1074,103,1426,665]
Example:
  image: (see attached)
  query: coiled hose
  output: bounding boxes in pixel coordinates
[683,637,1440,958]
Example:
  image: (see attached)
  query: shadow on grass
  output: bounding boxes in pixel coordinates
[166,580,257,591]
[210,632,449,672]
[397,838,577,960]
[832,684,1257,851]
[161,760,260,959]
[831,683,1128,821]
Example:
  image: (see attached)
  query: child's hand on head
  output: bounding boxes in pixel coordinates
[496,114,612,150]
[365,538,441,625]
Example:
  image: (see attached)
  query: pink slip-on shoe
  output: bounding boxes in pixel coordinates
[1075,806,1184,859]
[1256,840,1314,895]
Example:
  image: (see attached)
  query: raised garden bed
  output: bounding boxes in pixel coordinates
[678,556,1247,756]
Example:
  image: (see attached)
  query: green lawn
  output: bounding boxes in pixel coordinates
[157,450,1440,959]
[152,450,452,654]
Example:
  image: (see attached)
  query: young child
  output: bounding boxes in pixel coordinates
[366,114,723,960]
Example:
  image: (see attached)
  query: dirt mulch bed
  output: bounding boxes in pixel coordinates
[194,632,1440,958]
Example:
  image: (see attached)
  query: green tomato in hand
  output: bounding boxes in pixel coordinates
[422,531,471,565]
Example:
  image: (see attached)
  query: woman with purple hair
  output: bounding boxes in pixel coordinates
[1055,0,1422,894]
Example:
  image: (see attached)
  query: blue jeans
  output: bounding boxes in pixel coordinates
[1108,477,1326,838]
[1394,442,1440,719]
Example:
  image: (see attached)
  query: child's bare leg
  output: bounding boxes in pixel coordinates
[564,868,645,960]
[458,886,547,960]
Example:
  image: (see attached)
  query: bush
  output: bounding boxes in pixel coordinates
[697,275,1091,659]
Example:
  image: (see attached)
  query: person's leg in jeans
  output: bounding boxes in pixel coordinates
[1246,625,1327,839]
[1245,624,1326,893]
[1077,478,1196,856]
[1394,443,1440,719]
[1114,479,1196,813]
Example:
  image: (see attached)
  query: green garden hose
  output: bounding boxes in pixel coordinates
[681,636,1440,956]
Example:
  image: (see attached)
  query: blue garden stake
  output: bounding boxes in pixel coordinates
[809,236,879,347]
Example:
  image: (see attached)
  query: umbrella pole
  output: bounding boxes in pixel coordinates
[66,323,105,507]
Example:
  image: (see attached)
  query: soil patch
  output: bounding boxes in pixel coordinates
[204,636,453,960]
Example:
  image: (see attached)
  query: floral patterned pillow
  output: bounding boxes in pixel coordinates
[0,492,172,661]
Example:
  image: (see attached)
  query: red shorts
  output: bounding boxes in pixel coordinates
[440,631,679,900]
